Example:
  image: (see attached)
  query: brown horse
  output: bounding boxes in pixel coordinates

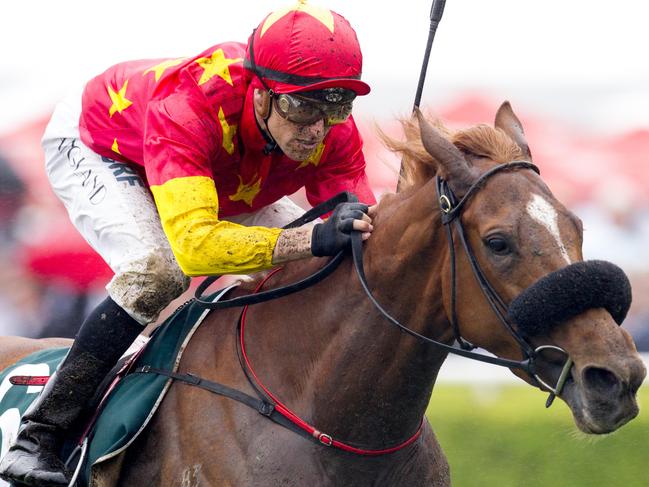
[0,102,645,486]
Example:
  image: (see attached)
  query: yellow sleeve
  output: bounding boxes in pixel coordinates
[150,176,282,276]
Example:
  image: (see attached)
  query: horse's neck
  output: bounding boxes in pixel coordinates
[332,186,452,441]
[241,183,452,447]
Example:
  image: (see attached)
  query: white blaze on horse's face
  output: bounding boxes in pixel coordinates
[526,194,571,264]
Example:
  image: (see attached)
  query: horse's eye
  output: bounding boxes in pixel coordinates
[486,237,510,255]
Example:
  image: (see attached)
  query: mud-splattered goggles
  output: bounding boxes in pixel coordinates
[272,88,356,126]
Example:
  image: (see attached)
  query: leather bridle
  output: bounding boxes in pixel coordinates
[351,161,573,407]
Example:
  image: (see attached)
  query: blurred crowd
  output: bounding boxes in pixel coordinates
[1,105,649,352]
[0,149,104,339]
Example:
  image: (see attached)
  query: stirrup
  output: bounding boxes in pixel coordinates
[64,437,89,487]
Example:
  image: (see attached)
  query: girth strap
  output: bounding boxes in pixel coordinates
[132,366,316,443]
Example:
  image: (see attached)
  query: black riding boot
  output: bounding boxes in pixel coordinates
[0,297,143,487]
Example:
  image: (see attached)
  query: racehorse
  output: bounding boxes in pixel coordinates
[0,102,645,486]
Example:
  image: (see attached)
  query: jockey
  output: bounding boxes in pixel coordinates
[0,2,375,486]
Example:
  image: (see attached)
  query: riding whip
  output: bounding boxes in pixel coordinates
[396,0,447,192]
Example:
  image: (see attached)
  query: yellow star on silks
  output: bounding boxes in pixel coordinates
[107,80,133,118]
[229,175,262,206]
[195,49,242,86]
[218,106,237,155]
[261,1,334,37]
[297,142,325,169]
[111,138,122,155]
[143,58,186,82]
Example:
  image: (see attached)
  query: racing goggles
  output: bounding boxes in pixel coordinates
[272,88,356,126]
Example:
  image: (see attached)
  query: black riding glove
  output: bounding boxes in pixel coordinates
[310,202,369,257]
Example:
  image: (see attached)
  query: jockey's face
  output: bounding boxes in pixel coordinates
[254,89,333,162]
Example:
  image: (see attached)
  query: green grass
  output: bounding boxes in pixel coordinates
[425,385,649,487]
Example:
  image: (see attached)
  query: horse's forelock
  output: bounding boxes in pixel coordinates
[378,115,448,191]
[452,125,524,164]
[381,115,525,191]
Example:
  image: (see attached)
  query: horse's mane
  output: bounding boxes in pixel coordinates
[379,113,525,191]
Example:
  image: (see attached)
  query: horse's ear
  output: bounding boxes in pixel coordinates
[495,101,532,160]
[415,109,472,187]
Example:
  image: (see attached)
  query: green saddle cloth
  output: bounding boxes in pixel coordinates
[82,299,215,484]
[0,347,69,451]
[0,297,217,487]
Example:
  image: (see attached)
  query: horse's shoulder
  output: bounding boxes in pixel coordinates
[0,336,72,371]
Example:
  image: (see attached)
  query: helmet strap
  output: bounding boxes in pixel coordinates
[254,88,280,155]
[258,89,272,119]
[262,108,279,156]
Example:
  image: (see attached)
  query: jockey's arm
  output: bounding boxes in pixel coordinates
[151,175,281,276]
[272,205,374,264]
[151,175,373,276]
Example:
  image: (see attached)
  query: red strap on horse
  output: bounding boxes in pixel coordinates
[239,268,423,456]
[9,376,50,386]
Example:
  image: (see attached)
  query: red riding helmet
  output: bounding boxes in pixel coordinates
[244,1,370,96]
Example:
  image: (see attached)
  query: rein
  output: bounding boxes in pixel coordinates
[194,191,352,309]
[236,270,424,455]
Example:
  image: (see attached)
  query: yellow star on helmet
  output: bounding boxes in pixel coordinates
[195,49,242,86]
[107,80,133,118]
[143,58,186,82]
[229,175,262,206]
[261,1,334,36]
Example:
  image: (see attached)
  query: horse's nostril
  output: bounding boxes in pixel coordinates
[583,366,621,396]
